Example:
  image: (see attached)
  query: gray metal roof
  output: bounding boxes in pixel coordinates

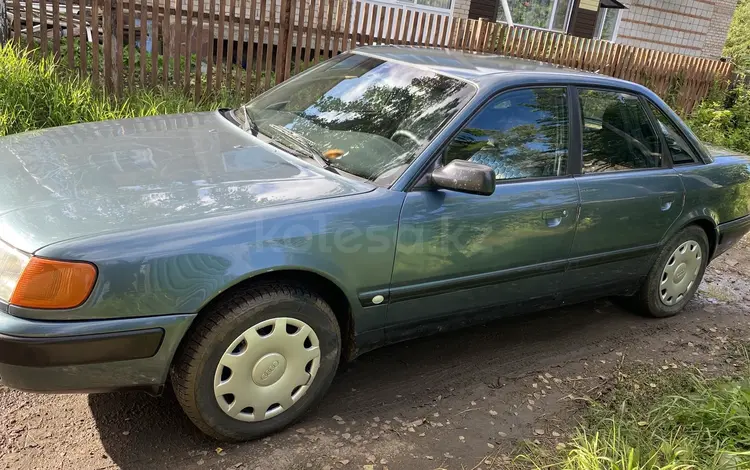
[352,45,597,82]
[350,45,656,103]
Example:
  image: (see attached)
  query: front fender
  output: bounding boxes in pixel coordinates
[22,189,406,327]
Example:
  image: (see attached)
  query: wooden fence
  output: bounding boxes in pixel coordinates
[5,0,734,113]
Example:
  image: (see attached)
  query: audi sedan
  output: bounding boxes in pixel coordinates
[0,46,749,441]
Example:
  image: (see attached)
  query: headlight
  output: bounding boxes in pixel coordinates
[0,240,30,303]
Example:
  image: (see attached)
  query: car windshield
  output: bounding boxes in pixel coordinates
[237,53,475,184]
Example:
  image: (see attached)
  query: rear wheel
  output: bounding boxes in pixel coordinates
[635,226,708,318]
[171,283,341,441]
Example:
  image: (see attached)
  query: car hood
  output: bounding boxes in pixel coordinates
[0,111,373,253]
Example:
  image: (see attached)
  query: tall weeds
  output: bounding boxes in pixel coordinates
[0,43,239,137]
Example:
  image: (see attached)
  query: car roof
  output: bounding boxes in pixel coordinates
[352,45,646,93]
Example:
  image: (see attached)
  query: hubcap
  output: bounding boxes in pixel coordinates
[659,240,702,306]
[213,318,321,422]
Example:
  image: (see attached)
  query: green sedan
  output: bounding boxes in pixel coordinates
[0,46,749,441]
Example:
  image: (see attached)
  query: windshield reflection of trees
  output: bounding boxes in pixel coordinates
[302,74,469,142]
[256,57,472,180]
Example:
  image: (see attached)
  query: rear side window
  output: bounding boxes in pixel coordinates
[647,102,699,164]
[578,89,662,173]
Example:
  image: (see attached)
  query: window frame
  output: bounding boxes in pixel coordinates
[571,86,672,176]
[642,97,705,167]
[496,0,576,33]
[410,84,577,190]
[373,0,454,13]
[594,7,623,42]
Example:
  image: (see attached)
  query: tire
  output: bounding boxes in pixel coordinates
[635,225,709,318]
[171,283,341,441]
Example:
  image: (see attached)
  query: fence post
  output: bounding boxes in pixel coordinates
[0,0,7,45]
[275,0,290,82]
[110,0,121,95]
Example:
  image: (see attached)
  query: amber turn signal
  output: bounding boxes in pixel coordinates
[10,258,97,309]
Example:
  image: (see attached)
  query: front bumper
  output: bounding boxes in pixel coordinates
[0,306,195,394]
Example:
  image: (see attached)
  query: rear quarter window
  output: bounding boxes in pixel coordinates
[647,102,700,165]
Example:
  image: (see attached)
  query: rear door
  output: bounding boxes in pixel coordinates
[565,87,685,296]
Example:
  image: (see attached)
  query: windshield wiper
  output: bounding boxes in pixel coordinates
[237,105,260,136]
[268,124,338,172]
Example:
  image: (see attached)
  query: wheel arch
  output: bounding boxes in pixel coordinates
[670,216,719,259]
[188,269,357,362]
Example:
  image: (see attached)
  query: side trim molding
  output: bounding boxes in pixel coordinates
[369,244,660,306]
[389,259,568,303]
[568,244,660,270]
[718,213,750,233]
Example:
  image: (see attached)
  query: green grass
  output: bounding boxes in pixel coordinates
[0,42,243,137]
[517,353,750,469]
[556,380,750,469]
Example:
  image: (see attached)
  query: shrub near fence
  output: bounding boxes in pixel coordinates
[6,0,733,112]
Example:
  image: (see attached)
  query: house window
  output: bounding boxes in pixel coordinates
[496,0,574,31]
[412,0,453,9]
[595,7,622,41]
[393,0,452,10]
[372,0,452,10]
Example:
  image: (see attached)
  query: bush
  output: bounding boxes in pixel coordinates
[687,83,750,154]
[725,0,750,74]
[0,43,241,137]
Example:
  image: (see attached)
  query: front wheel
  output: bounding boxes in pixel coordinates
[171,284,341,441]
[635,225,709,318]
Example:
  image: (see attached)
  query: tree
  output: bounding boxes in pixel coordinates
[724,0,750,73]
[0,0,8,46]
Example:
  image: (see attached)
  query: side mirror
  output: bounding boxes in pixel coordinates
[431,160,496,196]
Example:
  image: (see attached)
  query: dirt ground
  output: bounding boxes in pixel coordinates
[2,237,750,470]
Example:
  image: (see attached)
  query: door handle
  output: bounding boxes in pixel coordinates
[543,209,568,228]
[660,195,674,211]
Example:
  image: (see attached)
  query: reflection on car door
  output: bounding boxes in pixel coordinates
[386,87,581,342]
[565,88,685,298]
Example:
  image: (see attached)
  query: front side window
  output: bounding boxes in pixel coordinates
[445,88,569,181]
[240,53,474,184]
[579,89,662,173]
[647,102,699,165]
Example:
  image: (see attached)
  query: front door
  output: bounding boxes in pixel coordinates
[565,88,685,296]
[386,87,580,340]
